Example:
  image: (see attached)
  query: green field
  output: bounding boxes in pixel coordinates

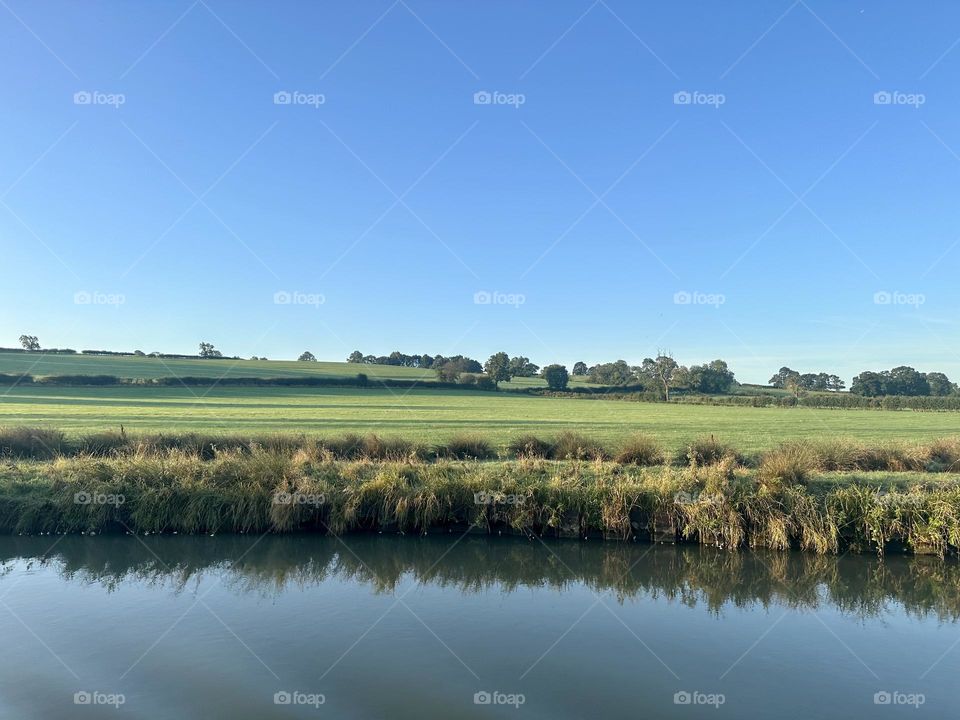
[1,384,957,453]
[0,351,575,389]
[0,351,435,380]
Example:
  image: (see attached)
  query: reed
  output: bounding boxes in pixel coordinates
[2,449,960,556]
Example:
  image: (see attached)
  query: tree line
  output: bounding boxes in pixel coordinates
[12,335,960,399]
[850,366,958,397]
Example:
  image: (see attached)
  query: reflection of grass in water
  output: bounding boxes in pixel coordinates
[3,447,960,558]
[3,535,960,622]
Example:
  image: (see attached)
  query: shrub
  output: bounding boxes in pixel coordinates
[74,430,131,456]
[615,434,666,466]
[550,431,606,460]
[440,434,494,460]
[0,427,65,459]
[474,376,497,391]
[358,434,425,461]
[758,442,817,486]
[322,434,365,459]
[920,437,960,473]
[508,435,553,458]
[681,435,739,466]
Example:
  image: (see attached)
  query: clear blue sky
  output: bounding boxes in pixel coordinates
[2,1,959,383]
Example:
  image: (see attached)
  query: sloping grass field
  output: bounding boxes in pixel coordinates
[1,385,958,452]
[0,351,435,381]
[0,351,578,389]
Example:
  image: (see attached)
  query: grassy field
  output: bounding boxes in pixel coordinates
[0,350,580,389]
[1,384,958,452]
[0,351,436,380]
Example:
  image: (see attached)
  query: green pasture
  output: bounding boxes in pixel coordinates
[0,385,956,453]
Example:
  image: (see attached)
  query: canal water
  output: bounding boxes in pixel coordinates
[1,534,957,718]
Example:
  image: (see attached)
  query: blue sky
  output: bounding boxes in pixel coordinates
[2,1,959,383]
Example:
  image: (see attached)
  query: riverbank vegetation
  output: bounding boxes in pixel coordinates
[2,430,960,556]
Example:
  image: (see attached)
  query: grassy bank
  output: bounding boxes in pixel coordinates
[4,426,960,470]
[2,442,960,556]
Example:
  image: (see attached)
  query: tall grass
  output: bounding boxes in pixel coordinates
[2,448,960,555]
[2,426,960,475]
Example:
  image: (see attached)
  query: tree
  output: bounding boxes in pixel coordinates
[825,374,845,392]
[298,351,317,362]
[886,366,929,396]
[784,374,805,399]
[926,372,956,396]
[851,371,884,397]
[435,362,461,383]
[198,342,222,359]
[587,360,635,386]
[542,364,569,390]
[19,335,40,351]
[769,367,800,389]
[347,351,363,363]
[572,361,588,376]
[688,359,736,394]
[508,356,540,377]
[640,354,679,401]
[484,352,512,386]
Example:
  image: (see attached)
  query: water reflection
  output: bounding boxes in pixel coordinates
[3,534,958,621]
